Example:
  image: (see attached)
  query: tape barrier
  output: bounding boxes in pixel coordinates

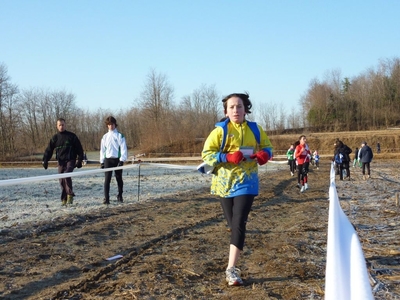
[268,160,290,164]
[0,163,202,188]
[145,163,197,170]
[0,159,282,188]
[324,163,373,299]
[0,164,141,187]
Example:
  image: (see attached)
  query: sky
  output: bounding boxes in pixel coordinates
[1,0,400,114]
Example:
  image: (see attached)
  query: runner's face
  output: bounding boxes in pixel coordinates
[57,121,66,132]
[300,136,307,145]
[225,96,245,124]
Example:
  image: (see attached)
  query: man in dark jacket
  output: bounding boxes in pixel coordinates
[358,141,374,180]
[334,140,352,180]
[42,118,84,206]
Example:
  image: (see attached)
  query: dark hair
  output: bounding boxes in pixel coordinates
[105,116,118,127]
[222,93,252,114]
[57,117,66,123]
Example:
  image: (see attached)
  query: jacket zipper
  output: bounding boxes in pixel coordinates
[240,123,244,146]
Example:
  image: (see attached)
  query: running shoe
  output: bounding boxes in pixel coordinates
[226,267,243,286]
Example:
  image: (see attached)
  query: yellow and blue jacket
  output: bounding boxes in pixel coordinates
[201,119,273,198]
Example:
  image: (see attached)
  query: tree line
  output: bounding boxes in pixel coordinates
[1,58,399,159]
[302,57,400,131]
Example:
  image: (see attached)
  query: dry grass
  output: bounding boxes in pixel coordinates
[269,129,400,156]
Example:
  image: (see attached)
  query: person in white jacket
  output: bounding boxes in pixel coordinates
[100,116,128,204]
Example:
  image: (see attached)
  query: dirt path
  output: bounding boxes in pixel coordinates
[0,160,399,299]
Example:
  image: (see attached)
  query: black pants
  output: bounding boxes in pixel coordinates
[58,160,76,201]
[362,162,371,175]
[339,161,350,180]
[104,158,123,201]
[220,195,254,251]
[288,159,296,173]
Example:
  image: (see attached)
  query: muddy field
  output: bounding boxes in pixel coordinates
[0,160,399,299]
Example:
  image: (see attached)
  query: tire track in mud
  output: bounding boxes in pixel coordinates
[53,211,223,299]
[0,189,225,299]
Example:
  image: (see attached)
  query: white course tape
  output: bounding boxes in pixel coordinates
[324,163,373,299]
[0,164,138,187]
[145,163,197,170]
[268,160,289,164]
[0,160,278,187]
[0,163,201,187]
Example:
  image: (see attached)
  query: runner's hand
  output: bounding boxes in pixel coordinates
[226,151,245,164]
[250,151,269,165]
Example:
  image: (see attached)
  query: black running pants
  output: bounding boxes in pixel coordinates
[220,195,255,251]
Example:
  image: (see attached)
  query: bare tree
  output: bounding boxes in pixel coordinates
[287,107,300,129]
[18,88,42,150]
[257,103,271,131]
[178,84,221,139]
[277,103,286,132]
[0,64,19,156]
[138,69,175,148]
[140,69,174,122]
[257,102,279,132]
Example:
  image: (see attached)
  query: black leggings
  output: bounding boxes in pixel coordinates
[297,162,309,185]
[220,195,254,251]
[288,159,296,173]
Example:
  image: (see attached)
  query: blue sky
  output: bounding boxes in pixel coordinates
[1,1,399,113]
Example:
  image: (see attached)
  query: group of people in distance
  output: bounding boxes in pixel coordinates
[286,136,374,183]
[42,116,127,206]
[286,136,375,190]
[354,141,374,179]
[333,139,374,180]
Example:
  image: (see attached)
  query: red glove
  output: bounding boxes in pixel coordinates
[226,151,245,164]
[250,151,269,165]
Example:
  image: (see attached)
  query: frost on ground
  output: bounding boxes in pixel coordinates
[0,162,278,228]
[0,164,213,228]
